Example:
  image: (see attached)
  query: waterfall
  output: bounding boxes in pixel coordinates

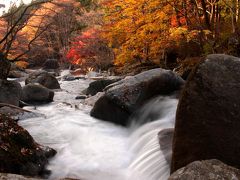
[19,76,178,180]
[127,97,178,180]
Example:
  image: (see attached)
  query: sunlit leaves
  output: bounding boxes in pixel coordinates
[101,0,177,65]
[66,28,113,70]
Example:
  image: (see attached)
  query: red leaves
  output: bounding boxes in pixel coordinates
[66,28,101,65]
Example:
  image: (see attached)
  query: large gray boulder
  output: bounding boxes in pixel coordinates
[25,70,60,89]
[0,80,22,106]
[169,159,240,180]
[21,84,54,104]
[0,114,56,177]
[172,54,240,172]
[90,68,184,126]
[84,77,122,96]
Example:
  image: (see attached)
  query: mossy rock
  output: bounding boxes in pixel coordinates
[0,114,56,177]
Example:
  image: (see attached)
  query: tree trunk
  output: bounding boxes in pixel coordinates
[231,0,239,33]
[0,54,11,80]
[200,0,211,30]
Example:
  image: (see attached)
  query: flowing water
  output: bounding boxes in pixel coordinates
[19,71,178,180]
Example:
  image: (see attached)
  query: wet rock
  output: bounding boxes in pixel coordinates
[172,54,240,172]
[158,128,174,166]
[0,114,56,177]
[62,74,86,81]
[25,70,60,89]
[21,84,54,104]
[84,77,122,96]
[75,95,87,100]
[91,68,184,126]
[0,80,22,106]
[169,159,240,180]
[62,75,76,81]
[0,173,42,180]
[0,106,23,117]
[0,105,39,121]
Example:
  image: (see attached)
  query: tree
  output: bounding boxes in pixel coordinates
[101,0,183,65]
[24,0,86,66]
[0,0,52,79]
[0,0,52,61]
[66,28,114,71]
[101,0,240,67]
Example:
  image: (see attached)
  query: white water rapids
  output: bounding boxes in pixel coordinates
[18,72,178,180]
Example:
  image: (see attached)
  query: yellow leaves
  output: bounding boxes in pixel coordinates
[15,61,29,69]
[170,27,188,36]
[102,0,179,65]
[170,27,213,44]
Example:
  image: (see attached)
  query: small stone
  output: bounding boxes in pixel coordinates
[75,95,87,100]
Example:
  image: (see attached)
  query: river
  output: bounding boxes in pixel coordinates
[18,71,178,180]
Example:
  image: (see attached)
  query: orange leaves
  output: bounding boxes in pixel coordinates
[101,0,214,65]
[15,61,29,69]
[101,0,176,65]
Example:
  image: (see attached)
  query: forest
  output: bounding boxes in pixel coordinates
[1,0,240,75]
[1,0,240,180]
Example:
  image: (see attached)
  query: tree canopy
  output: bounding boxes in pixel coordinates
[1,0,240,71]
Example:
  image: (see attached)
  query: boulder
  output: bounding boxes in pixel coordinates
[0,80,22,106]
[172,54,240,172]
[42,59,59,70]
[90,68,184,126]
[169,159,240,180]
[75,95,87,100]
[62,75,76,81]
[0,105,38,121]
[0,106,24,117]
[0,114,56,177]
[21,84,54,104]
[0,173,42,180]
[25,71,60,89]
[84,77,122,96]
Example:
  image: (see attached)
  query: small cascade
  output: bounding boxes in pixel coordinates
[127,97,178,180]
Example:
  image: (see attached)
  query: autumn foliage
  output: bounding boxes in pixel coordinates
[1,0,240,71]
[101,0,240,66]
[66,28,113,70]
